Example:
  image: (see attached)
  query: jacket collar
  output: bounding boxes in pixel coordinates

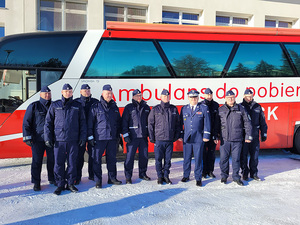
[62,95,73,106]
[80,94,91,102]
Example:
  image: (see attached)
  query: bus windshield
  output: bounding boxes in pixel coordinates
[0,32,85,114]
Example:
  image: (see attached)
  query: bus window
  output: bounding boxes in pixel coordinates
[227,43,295,77]
[84,39,170,78]
[159,41,234,77]
[40,70,63,88]
[0,69,36,113]
[284,44,300,75]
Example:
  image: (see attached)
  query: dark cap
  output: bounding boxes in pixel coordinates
[41,86,51,93]
[225,90,235,97]
[204,88,213,94]
[187,89,199,97]
[244,89,253,95]
[81,84,90,90]
[62,83,72,90]
[132,89,141,96]
[103,84,112,91]
[161,89,170,96]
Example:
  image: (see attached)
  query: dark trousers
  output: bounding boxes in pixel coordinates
[54,141,78,187]
[154,141,173,178]
[241,138,260,177]
[87,143,94,179]
[124,138,148,179]
[203,139,216,175]
[183,142,204,181]
[92,140,118,183]
[219,141,242,180]
[76,143,86,181]
[31,141,54,184]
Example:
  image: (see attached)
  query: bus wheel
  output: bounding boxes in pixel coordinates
[293,128,300,154]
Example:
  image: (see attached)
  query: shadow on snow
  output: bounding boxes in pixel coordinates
[7,188,186,225]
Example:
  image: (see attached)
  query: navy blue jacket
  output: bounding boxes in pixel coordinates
[122,99,150,139]
[180,102,211,143]
[241,99,268,139]
[217,103,252,142]
[44,96,87,142]
[87,96,121,141]
[148,101,181,142]
[201,99,220,140]
[75,95,99,119]
[23,98,51,142]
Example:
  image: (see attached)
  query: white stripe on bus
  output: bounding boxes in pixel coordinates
[0,133,23,142]
[62,30,104,79]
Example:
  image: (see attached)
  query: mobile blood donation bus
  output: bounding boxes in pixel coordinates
[1,22,300,158]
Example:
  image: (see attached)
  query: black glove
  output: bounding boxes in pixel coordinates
[150,140,155,144]
[79,139,86,147]
[45,141,54,148]
[124,136,131,144]
[261,136,267,142]
[88,139,95,147]
[25,140,32,147]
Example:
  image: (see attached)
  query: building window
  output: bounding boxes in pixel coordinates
[162,11,200,25]
[0,0,5,8]
[38,0,87,31]
[216,16,248,26]
[265,19,292,28]
[0,27,4,37]
[104,5,147,28]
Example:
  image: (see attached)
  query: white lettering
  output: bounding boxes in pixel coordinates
[268,106,278,120]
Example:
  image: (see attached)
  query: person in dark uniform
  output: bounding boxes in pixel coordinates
[217,90,252,186]
[122,89,151,184]
[179,90,211,187]
[44,83,87,195]
[148,89,181,185]
[201,88,219,179]
[23,86,54,191]
[240,89,268,181]
[87,84,122,189]
[74,84,99,184]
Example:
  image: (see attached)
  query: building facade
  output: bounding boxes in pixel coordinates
[0,0,300,36]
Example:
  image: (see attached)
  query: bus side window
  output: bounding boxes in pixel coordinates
[284,43,300,75]
[159,41,234,77]
[227,43,295,77]
[40,70,63,88]
[84,39,171,78]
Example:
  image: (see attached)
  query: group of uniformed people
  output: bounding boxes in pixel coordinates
[23,83,268,195]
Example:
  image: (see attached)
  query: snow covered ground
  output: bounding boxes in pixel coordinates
[1,149,300,225]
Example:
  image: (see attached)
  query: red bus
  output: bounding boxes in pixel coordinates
[1,22,300,158]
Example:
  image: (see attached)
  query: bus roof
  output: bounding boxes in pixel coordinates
[106,21,300,37]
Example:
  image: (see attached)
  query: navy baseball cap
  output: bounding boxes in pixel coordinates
[41,86,51,93]
[132,89,141,96]
[187,90,199,97]
[226,90,235,97]
[81,84,90,90]
[161,89,170,96]
[204,88,213,94]
[244,89,253,95]
[103,84,112,91]
[62,83,72,90]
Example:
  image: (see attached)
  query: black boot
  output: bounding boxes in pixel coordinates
[33,183,41,191]
[68,184,78,192]
[54,186,64,195]
[95,182,102,189]
[108,178,122,185]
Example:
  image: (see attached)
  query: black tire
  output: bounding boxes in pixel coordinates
[293,128,300,154]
